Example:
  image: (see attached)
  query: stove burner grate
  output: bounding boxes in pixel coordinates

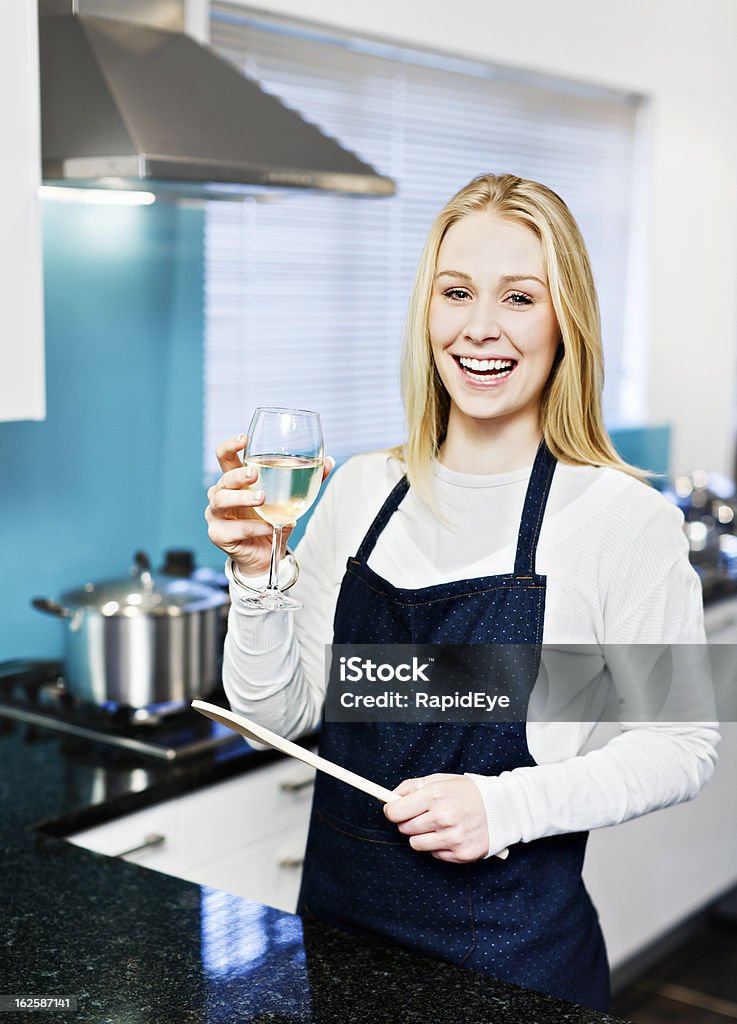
[0,659,240,761]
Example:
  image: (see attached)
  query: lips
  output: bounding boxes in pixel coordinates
[451,354,518,388]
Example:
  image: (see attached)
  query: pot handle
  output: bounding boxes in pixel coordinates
[32,597,73,619]
[132,550,155,593]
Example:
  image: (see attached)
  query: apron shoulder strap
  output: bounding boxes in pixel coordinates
[513,438,558,577]
[354,475,410,563]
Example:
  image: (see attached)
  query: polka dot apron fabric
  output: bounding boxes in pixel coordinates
[297,439,610,1012]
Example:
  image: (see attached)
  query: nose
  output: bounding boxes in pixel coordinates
[463,300,502,344]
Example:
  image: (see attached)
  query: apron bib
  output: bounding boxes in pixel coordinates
[297,440,610,1012]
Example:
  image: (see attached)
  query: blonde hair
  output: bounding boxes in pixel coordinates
[387,172,650,514]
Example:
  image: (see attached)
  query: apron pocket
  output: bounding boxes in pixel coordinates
[316,807,405,844]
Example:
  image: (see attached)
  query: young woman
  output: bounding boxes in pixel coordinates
[205,173,719,1013]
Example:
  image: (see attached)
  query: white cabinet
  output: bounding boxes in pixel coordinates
[0,0,45,423]
[582,597,737,972]
[68,755,316,913]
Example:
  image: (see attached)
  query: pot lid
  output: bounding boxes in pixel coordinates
[60,552,228,617]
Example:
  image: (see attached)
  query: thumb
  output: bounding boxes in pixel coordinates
[392,777,426,797]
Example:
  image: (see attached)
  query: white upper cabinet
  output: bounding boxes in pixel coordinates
[0,0,45,423]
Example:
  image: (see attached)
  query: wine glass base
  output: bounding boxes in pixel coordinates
[240,591,303,612]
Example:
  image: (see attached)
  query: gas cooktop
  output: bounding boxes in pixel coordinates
[0,659,242,761]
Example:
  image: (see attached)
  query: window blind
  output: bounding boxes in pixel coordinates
[204,5,643,478]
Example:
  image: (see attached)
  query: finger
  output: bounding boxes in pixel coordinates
[208,519,274,545]
[395,811,439,836]
[210,486,265,514]
[215,434,248,474]
[322,455,335,482]
[408,831,448,853]
[383,783,431,824]
[398,778,423,794]
[392,777,426,797]
[218,465,259,491]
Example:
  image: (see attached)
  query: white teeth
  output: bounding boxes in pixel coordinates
[458,356,514,370]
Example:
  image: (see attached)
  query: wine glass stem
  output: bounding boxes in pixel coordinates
[266,525,283,592]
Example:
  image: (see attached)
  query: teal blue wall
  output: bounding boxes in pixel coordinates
[609,424,671,490]
[0,201,214,660]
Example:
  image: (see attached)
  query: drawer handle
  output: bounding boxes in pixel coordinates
[278,855,304,869]
[115,833,166,858]
[280,777,315,793]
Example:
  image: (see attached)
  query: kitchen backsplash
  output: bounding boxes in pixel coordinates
[0,201,210,659]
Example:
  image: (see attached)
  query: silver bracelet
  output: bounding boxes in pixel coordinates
[230,549,300,593]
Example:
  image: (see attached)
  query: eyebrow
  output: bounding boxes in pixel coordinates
[435,270,547,287]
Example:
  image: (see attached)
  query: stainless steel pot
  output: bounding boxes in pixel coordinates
[33,552,229,713]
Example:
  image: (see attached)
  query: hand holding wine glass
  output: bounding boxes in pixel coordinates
[242,407,324,610]
[206,408,329,611]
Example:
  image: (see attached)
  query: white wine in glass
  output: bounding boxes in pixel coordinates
[242,408,324,611]
[248,455,323,528]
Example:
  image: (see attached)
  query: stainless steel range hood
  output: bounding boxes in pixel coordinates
[39,0,395,199]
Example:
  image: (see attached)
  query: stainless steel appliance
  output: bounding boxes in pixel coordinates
[32,552,228,714]
[38,0,395,200]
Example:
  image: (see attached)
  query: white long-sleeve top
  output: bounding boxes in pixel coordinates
[222,451,720,858]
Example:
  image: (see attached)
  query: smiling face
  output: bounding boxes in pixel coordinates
[428,209,560,451]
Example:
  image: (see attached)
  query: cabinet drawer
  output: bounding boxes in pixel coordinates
[186,822,310,913]
[68,754,316,873]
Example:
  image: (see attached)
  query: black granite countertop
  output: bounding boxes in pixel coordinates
[0,709,630,1024]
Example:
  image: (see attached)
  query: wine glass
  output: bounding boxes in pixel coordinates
[241,407,324,611]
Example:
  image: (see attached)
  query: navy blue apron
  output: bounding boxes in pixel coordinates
[297,440,610,1013]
